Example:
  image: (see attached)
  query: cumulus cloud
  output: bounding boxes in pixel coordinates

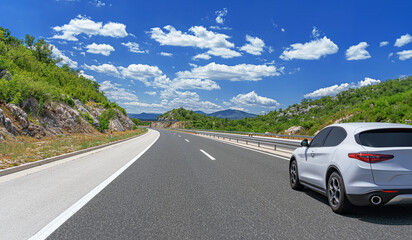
[51,45,78,68]
[149,25,240,59]
[171,78,220,90]
[193,53,212,60]
[397,50,412,61]
[215,8,228,24]
[176,62,282,81]
[86,43,114,56]
[379,41,389,47]
[230,91,279,108]
[78,70,95,81]
[92,0,105,7]
[240,35,265,55]
[394,33,412,47]
[160,52,173,56]
[121,42,146,53]
[145,91,157,96]
[52,15,128,41]
[83,63,120,76]
[345,42,371,60]
[119,64,164,84]
[159,89,223,112]
[304,77,381,98]
[280,36,338,60]
[99,81,139,102]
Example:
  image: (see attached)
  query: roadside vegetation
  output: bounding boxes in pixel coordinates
[159,76,412,135]
[0,27,126,125]
[0,128,147,169]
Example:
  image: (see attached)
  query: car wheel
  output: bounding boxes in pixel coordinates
[290,159,303,190]
[327,172,352,214]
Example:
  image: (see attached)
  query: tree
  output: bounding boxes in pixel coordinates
[24,34,35,48]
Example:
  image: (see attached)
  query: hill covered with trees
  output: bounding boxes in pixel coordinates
[0,27,135,140]
[159,76,412,135]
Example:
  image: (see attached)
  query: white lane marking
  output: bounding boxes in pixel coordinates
[185,139,190,142]
[198,135,290,161]
[30,131,160,240]
[200,149,216,160]
[178,135,181,137]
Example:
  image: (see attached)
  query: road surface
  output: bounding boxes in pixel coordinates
[2,129,412,239]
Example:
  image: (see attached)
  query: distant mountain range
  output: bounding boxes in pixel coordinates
[128,113,161,120]
[208,109,256,120]
[129,109,256,120]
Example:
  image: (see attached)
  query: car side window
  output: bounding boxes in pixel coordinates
[310,128,332,147]
[323,127,347,147]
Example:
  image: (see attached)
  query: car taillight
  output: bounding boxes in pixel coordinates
[348,153,394,163]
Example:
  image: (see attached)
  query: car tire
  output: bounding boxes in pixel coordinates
[290,159,303,190]
[327,172,352,214]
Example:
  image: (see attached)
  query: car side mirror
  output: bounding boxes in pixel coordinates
[301,139,309,147]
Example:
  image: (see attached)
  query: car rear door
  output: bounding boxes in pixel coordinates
[299,127,332,188]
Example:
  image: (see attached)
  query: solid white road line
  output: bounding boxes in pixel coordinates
[178,135,181,137]
[29,131,160,240]
[200,149,216,160]
[185,139,190,142]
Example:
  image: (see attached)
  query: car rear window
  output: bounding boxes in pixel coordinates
[358,128,412,147]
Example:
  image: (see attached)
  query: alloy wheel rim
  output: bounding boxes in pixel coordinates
[328,177,341,207]
[290,163,297,184]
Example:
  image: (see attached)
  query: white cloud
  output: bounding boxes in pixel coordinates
[281,28,285,32]
[311,26,321,38]
[86,43,114,56]
[160,52,173,57]
[215,8,228,24]
[99,81,139,102]
[171,78,220,90]
[52,15,128,41]
[397,50,412,61]
[206,47,241,58]
[149,25,239,59]
[304,77,381,98]
[119,64,163,84]
[121,42,146,53]
[394,33,412,47]
[145,91,157,96]
[240,35,265,55]
[51,45,78,69]
[159,90,223,112]
[280,36,338,60]
[193,53,211,60]
[93,0,105,7]
[78,70,95,81]
[380,41,389,47]
[177,62,282,81]
[230,91,279,108]
[345,42,371,60]
[83,63,120,76]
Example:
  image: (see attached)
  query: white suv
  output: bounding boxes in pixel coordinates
[290,123,412,214]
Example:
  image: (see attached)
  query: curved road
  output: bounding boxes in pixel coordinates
[50,129,412,239]
[1,129,412,239]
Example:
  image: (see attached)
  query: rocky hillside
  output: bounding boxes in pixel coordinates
[0,27,136,142]
[0,97,135,141]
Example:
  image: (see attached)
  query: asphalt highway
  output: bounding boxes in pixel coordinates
[45,129,412,239]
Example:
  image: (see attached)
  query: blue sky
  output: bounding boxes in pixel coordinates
[1,0,412,114]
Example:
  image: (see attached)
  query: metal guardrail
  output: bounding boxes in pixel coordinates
[172,128,313,140]
[173,129,306,152]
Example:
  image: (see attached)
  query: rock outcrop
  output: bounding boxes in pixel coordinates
[285,126,304,135]
[0,97,136,140]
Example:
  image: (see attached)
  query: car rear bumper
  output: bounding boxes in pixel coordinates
[347,189,412,206]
